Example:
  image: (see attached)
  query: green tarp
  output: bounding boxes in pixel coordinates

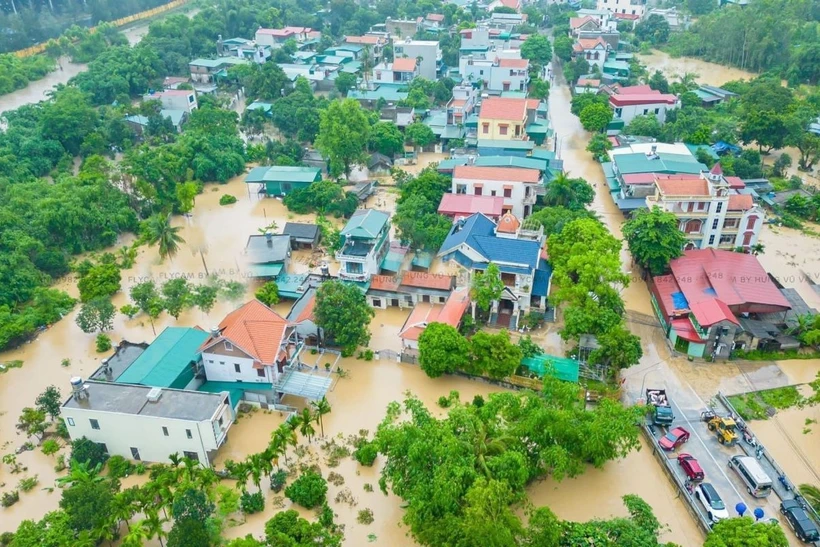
[521,354,580,383]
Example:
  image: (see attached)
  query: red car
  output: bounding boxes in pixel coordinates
[659,427,690,451]
[677,453,705,480]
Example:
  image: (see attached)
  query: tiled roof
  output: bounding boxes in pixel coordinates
[497,213,520,233]
[725,176,745,189]
[609,92,678,107]
[426,13,444,21]
[728,194,754,211]
[399,289,470,341]
[576,37,608,50]
[370,275,402,292]
[710,163,723,175]
[437,213,540,270]
[282,222,320,241]
[400,272,454,291]
[616,85,654,95]
[345,35,382,44]
[392,57,417,71]
[202,300,289,365]
[500,0,520,8]
[479,97,527,121]
[453,165,540,183]
[576,78,601,87]
[655,177,710,196]
[621,173,658,185]
[438,194,505,217]
[439,288,470,326]
[570,16,598,28]
[295,293,316,322]
[499,58,528,68]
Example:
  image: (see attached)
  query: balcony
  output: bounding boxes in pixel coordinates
[336,239,375,262]
[669,205,709,216]
[338,271,369,282]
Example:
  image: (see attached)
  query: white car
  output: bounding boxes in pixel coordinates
[694,483,730,523]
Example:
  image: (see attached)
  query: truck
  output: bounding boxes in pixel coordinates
[646,389,674,426]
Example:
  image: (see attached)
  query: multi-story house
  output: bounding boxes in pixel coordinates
[143,89,198,114]
[646,164,766,250]
[461,56,530,92]
[372,58,419,84]
[597,0,647,18]
[437,213,552,329]
[344,35,388,64]
[385,17,421,38]
[391,38,441,80]
[478,97,539,141]
[61,379,234,467]
[447,83,478,125]
[199,300,303,395]
[336,209,391,281]
[189,57,249,84]
[452,165,541,218]
[572,37,610,72]
[609,84,679,125]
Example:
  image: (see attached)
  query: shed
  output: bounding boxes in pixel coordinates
[115,327,209,389]
[368,153,393,176]
[282,222,321,249]
[245,166,322,197]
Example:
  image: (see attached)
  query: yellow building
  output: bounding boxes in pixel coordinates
[478,97,537,140]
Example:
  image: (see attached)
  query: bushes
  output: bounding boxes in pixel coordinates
[95,333,112,353]
[219,194,237,206]
[70,437,109,468]
[284,470,328,509]
[240,490,265,514]
[106,455,132,479]
[270,469,287,493]
[353,441,378,467]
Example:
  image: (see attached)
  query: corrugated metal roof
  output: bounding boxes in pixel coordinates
[116,327,209,388]
[341,209,390,239]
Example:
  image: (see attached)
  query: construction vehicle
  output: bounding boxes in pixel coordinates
[701,410,738,446]
[646,389,674,426]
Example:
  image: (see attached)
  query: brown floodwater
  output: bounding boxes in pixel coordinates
[638,50,759,86]
[753,403,820,488]
[756,226,820,312]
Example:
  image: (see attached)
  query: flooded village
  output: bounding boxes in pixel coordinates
[1,0,820,546]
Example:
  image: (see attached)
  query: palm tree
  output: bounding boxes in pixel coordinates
[311,397,332,438]
[122,523,149,547]
[110,489,139,534]
[271,424,297,466]
[750,243,765,255]
[142,509,168,547]
[799,484,820,513]
[676,72,699,91]
[225,460,251,492]
[143,213,185,262]
[56,460,105,487]
[297,408,316,442]
[266,439,286,470]
[471,421,514,479]
[542,172,576,208]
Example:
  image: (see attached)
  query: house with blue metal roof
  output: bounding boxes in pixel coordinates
[115,327,210,389]
[437,212,552,329]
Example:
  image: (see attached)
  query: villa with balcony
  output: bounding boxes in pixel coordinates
[646,163,765,250]
[337,209,391,282]
[452,165,542,219]
[372,57,419,84]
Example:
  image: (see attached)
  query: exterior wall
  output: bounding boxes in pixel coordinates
[189,66,215,84]
[338,229,390,281]
[392,41,440,80]
[478,117,526,141]
[612,101,676,125]
[452,177,536,218]
[61,402,233,467]
[576,46,608,71]
[596,0,647,17]
[202,340,275,383]
[461,61,528,92]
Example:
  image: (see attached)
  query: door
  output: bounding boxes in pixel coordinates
[130,447,141,461]
[391,298,399,307]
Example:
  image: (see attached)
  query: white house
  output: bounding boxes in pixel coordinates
[143,89,198,114]
[372,58,419,84]
[447,84,478,125]
[61,379,234,467]
[452,165,541,218]
[646,164,766,250]
[336,209,391,281]
[609,84,679,125]
[596,0,647,18]
[461,55,529,92]
[391,38,441,80]
[571,37,610,71]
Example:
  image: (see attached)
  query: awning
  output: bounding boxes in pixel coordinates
[249,263,283,278]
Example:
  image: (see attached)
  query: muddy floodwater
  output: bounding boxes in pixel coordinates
[638,49,758,86]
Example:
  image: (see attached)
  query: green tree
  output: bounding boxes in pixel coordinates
[704,516,788,547]
[284,470,328,509]
[798,484,820,513]
[311,396,332,438]
[634,14,670,45]
[230,62,289,102]
[70,437,109,468]
[38,87,97,156]
[405,122,436,149]
[143,214,185,262]
[17,407,48,440]
[528,206,597,237]
[264,510,342,546]
[529,77,550,100]
[368,122,404,157]
[418,322,471,378]
[622,206,686,275]
[255,282,280,307]
[471,263,504,313]
[520,35,552,65]
[192,284,219,314]
[160,278,192,319]
[75,297,116,334]
[392,194,453,251]
[588,325,643,369]
[334,72,358,95]
[579,102,613,133]
[647,70,670,93]
[167,518,210,547]
[469,330,523,379]
[586,133,613,162]
[553,35,573,62]
[524,506,561,546]
[59,479,115,533]
[314,280,375,354]
[36,385,63,421]
[460,478,524,544]
[542,172,594,210]
[295,407,317,443]
[315,98,371,178]
[624,114,662,139]
[77,261,121,302]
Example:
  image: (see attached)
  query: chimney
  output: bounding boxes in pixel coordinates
[70,377,88,400]
[265,231,273,247]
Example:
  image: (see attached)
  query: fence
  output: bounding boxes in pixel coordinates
[12,0,190,58]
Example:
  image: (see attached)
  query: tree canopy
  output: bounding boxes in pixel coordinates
[314,280,375,354]
[315,98,371,178]
[622,206,686,275]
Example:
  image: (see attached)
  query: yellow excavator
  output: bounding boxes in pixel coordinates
[701,410,739,446]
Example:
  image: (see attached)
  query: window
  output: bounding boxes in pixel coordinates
[208,359,214,364]
[474,186,483,196]
[183,451,199,462]
[372,298,381,307]
[162,426,169,436]
[654,108,660,114]
[712,219,719,230]
[130,447,141,460]
[188,95,194,103]
[257,368,266,377]
[746,216,758,230]
[504,188,512,198]
[234,363,241,373]
[490,190,497,196]
[186,429,193,439]
[225,341,233,351]
[67,417,75,426]
[643,109,649,115]
[218,417,224,426]
[219,361,225,365]
[697,202,706,211]
[716,202,723,213]
[456,184,467,194]
[709,235,716,245]
[482,123,489,134]
[499,125,508,135]
[614,107,622,117]
[90,419,100,430]
[479,69,484,76]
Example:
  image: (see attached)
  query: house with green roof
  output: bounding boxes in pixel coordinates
[245,166,322,197]
[189,57,250,84]
[336,209,391,282]
[115,327,210,390]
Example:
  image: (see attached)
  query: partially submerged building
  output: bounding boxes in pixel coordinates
[245,166,323,197]
[337,209,391,282]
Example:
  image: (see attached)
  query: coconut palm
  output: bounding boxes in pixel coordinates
[271,424,297,465]
[247,452,273,491]
[110,488,139,534]
[311,397,332,438]
[297,408,317,442]
[542,172,579,209]
[799,484,820,513]
[266,438,286,470]
[471,421,514,479]
[122,523,149,547]
[143,213,185,262]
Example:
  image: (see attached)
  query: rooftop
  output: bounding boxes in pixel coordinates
[479,97,528,121]
[286,287,317,324]
[200,300,290,365]
[453,165,540,183]
[399,289,470,340]
[498,58,528,68]
[116,327,209,388]
[392,57,417,71]
[610,86,678,106]
[497,212,520,233]
[245,234,291,264]
[63,381,228,422]
[476,139,536,150]
[655,177,710,196]
[438,213,541,269]
[613,152,706,175]
[438,193,505,217]
[399,271,454,291]
[245,166,322,184]
[341,209,390,239]
[282,222,320,242]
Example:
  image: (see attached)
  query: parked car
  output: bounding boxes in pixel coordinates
[659,426,690,451]
[780,500,820,543]
[694,482,729,523]
[677,453,705,481]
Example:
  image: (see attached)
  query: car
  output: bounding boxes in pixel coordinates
[677,453,705,481]
[659,426,690,451]
[694,483,729,524]
[780,500,820,543]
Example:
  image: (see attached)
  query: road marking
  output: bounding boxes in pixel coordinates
[669,399,744,501]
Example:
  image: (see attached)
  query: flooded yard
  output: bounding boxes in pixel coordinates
[638,50,759,86]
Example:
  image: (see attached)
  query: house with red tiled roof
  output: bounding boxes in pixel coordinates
[365,272,458,309]
[399,289,471,350]
[609,84,679,125]
[372,57,419,84]
[572,37,610,71]
[478,97,539,141]
[452,165,542,218]
[569,16,601,36]
[646,163,766,251]
[199,300,303,401]
[438,193,505,220]
[649,249,791,359]
[488,0,522,12]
